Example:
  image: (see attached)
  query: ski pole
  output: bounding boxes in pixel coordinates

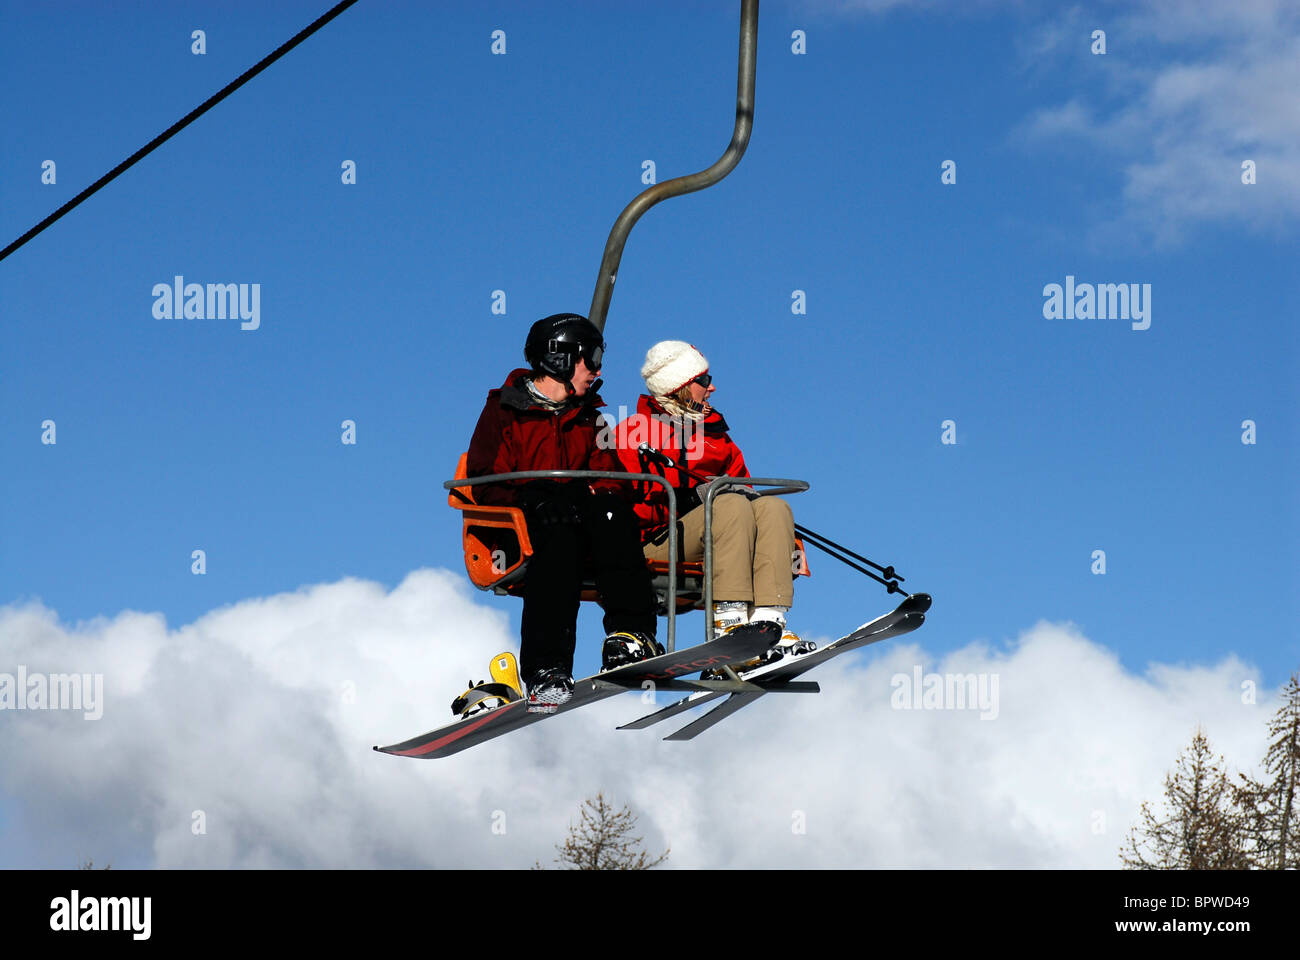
[791,534,905,594]
[791,524,902,583]
[635,443,905,591]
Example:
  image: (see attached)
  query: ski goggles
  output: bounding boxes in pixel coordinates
[548,338,604,370]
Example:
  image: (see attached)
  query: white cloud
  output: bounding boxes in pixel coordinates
[0,573,1277,868]
[1017,2,1300,242]
[802,0,1300,242]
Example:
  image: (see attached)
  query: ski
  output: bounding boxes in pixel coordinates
[619,593,931,738]
[374,621,782,759]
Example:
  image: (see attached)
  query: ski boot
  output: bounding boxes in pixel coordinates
[525,666,574,714]
[601,631,665,671]
[709,630,816,680]
[771,629,817,659]
[712,600,749,637]
[451,651,524,718]
[700,602,751,680]
[751,602,816,664]
[742,607,817,671]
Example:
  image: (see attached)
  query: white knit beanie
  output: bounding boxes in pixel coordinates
[641,341,708,397]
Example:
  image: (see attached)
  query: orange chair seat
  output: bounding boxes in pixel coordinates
[448,453,807,610]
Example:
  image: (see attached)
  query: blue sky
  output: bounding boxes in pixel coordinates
[0,1,1296,868]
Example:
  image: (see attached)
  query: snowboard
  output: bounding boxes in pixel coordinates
[374,621,783,759]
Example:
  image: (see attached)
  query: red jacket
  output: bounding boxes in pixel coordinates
[613,394,748,540]
[467,369,628,506]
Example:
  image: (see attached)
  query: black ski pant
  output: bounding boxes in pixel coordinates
[519,491,658,679]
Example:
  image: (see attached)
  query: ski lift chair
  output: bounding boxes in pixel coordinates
[446,453,809,636]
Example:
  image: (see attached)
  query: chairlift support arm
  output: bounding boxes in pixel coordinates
[588,0,759,333]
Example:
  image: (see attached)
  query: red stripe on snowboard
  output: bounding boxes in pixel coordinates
[391,704,521,756]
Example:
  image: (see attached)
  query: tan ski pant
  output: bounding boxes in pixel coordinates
[643,492,796,607]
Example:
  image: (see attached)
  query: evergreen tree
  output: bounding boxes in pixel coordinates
[1120,727,1248,869]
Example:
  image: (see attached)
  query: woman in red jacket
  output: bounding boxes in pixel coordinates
[614,341,804,648]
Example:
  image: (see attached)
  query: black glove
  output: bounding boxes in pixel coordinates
[529,498,582,528]
[517,481,585,528]
[674,485,701,513]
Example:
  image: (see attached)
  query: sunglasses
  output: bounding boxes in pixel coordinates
[691,373,712,388]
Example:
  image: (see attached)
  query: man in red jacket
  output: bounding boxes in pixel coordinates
[467,314,660,712]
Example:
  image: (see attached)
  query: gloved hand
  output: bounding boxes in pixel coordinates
[516,482,585,528]
[690,477,733,507]
[695,478,723,505]
[673,485,702,513]
[679,478,755,512]
[528,497,582,528]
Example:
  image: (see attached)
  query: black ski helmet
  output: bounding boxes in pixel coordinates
[524,314,605,381]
